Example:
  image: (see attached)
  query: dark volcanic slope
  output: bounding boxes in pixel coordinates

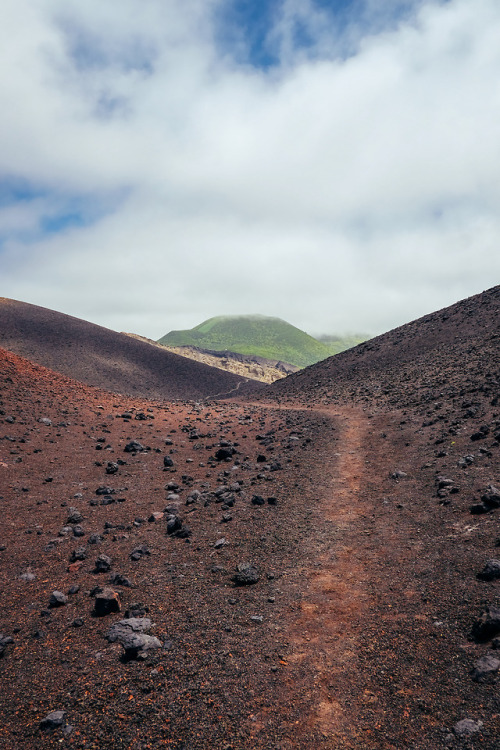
[0,299,250,400]
[259,284,500,410]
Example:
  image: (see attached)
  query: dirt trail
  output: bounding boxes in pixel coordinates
[290,407,370,741]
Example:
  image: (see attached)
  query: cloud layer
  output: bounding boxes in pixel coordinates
[1,0,499,338]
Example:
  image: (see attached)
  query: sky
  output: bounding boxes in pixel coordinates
[1,0,499,339]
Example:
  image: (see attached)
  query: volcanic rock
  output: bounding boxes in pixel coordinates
[94,554,112,573]
[233,563,260,586]
[0,634,14,657]
[124,440,144,453]
[93,587,121,616]
[472,606,500,641]
[40,710,65,731]
[454,719,483,737]
[470,654,500,683]
[49,591,68,608]
[477,559,500,581]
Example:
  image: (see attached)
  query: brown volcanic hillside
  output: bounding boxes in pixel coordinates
[0,298,251,401]
[1,287,500,750]
[259,284,500,409]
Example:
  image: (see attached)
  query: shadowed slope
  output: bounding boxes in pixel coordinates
[0,298,252,401]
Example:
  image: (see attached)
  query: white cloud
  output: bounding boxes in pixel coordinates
[1,0,499,340]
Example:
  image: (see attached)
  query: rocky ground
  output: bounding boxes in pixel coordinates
[123,333,297,384]
[0,286,499,749]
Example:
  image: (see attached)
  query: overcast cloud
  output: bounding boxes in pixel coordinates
[1,0,499,339]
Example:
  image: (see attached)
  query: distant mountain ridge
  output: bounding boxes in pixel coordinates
[158,314,366,368]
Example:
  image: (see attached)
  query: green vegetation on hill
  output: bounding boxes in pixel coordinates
[158,315,367,368]
[317,334,368,356]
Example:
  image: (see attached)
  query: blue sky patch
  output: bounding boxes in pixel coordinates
[0,178,46,207]
[0,178,127,248]
[214,0,423,69]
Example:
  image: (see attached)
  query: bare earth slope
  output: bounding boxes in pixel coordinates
[0,298,250,401]
[0,286,499,749]
[260,284,499,410]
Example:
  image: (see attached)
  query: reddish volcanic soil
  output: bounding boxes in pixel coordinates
[0,287,499,749]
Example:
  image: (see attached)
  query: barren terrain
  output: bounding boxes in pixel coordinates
[0,286,499,749]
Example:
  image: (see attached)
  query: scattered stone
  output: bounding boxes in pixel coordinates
[477,559,500,581]
[472,606,500,641]
[163,456,174,468]
[251,495,265,506]
[69,547,87,563]
[95,486,114,496]
[94,554,112,573]
[38,417,52,426]
[19,571,36,582]
[107,618,161,659]
[482,485,500,509]
[49,591,68,608]
[72,525,85,538]
[233,563,260,586]
[109,573,133,587]
[67,508,83,524]
[453,719,483,737]
[471,426,490,441]
[0,634,14,657]
[130,544,150,561]
[93,587,121,616]
[214,538,227,549]
[470,653,500,683]
[267,496,278,505]
[72,618,84,628]
[106,462,119,475]
[391,470,407,480]
[470,502,490,515]
[40,710,65,731]
[165,512,191,538]
[215,446,235,461]
[124,440,144,453]
[458,455,475,468]
[88,534,103,545]
[437,477,454,489]
[107,617,151,640]
[221,513,232,523]
[250,615,264,623]
[186,490,201,505]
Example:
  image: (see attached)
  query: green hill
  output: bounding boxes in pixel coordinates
[158,315,335,368]
[158,316,369,368]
